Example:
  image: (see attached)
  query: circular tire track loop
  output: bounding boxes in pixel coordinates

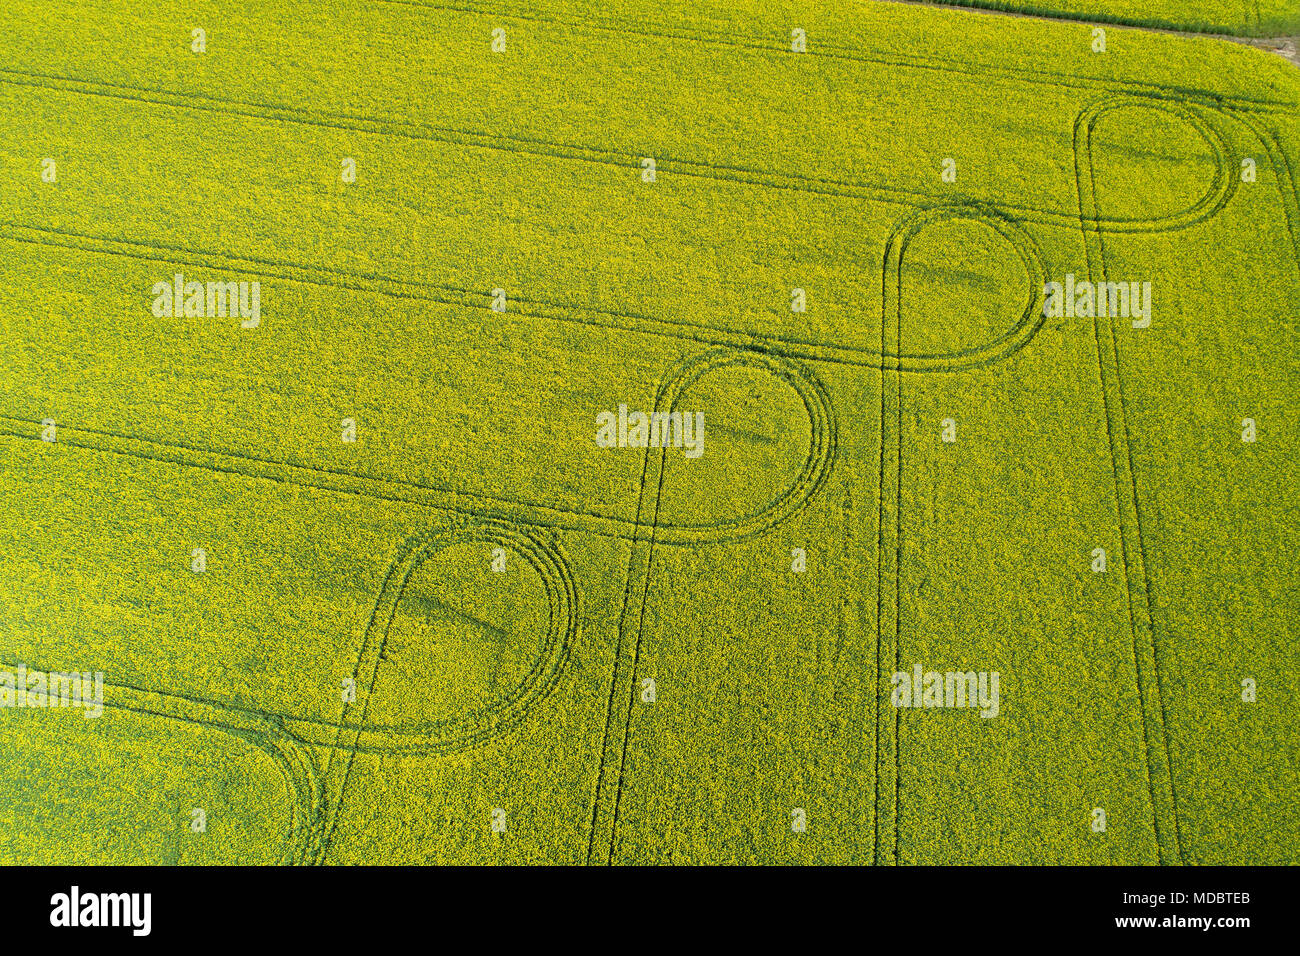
[326,519,578,755]
[644,347,838,542]
[1074,96,1240,235]
[882,203,1049,372]
[304,519,578,862]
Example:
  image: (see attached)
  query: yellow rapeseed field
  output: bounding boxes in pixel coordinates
[1,0,1297,864]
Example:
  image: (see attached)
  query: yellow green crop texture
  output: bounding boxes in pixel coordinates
[927,0,1300,36]
[0,0,1296,864]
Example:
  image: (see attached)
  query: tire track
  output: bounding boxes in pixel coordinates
[0,656,323,865]
[369,0,1298,111]
[0,218,1047,373]
[312,520,576,862]
[1073,95,1185,865]
[0,65,1250,235]
[873,203,1046,864]
[0,409,826,547]
[587,348,839,864]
